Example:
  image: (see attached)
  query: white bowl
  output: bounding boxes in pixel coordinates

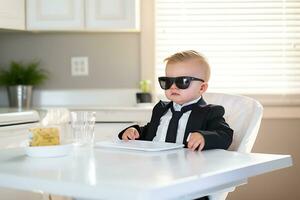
[25,144,73,158]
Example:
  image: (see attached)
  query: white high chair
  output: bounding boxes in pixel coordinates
[202,92,263,200]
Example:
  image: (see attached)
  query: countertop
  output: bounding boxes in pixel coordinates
[63,106,153,123]
[0,108,40,126]
[0,104,154,124]
[0,89,156,123]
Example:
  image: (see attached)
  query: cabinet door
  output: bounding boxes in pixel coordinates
[0,0,25,30]
[85,0,140,31]
[26,0,84,30]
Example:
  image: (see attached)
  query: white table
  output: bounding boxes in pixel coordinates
[0,147,292,200]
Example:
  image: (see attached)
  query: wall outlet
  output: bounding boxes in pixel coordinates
[71,57,89,76]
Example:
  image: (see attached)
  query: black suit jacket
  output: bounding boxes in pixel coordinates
[118,98,234,150]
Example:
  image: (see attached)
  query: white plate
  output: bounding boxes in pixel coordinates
[95,140,184,152]
[25,144,73,158]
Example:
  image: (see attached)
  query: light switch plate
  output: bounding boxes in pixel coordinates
[71,57,89,76]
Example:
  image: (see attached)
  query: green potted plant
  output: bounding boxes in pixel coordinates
[136,80,152,104]
[0,61,48,109]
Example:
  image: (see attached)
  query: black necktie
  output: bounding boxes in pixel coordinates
[165,103,195,143]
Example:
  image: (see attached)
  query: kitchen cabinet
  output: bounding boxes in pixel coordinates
[0,123,38,148]
[0,0,25,30]
[0,123,65,200]
[26,0,140,31]
[0,112,42,200]
[85,0,139,31]
[26,0,84,30]
[0,109,40,148]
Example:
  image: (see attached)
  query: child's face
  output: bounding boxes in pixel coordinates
[164,59,208,105]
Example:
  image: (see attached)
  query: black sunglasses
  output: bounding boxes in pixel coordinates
[158,76,204,90]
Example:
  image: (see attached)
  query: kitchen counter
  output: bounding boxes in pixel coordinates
[0,104,153,123]
[1,89,156,123]
[0,108,40,126]
[68,105,153,123]
[31,105,153,123]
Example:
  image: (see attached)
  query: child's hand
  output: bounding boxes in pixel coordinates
[187,132,205,151]
[122,127,140,140]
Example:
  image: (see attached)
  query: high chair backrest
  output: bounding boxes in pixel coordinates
[203,93,263,153]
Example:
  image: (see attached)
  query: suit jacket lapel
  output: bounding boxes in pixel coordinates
[183,97,207,146]
[145,100,172,140]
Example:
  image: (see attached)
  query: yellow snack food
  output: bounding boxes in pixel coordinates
[29,127,60,146]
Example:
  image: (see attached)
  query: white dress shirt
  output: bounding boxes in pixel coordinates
[153,96,202,144]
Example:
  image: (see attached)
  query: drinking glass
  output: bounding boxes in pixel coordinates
[70,111,96,146]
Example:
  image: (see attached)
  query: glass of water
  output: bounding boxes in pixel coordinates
[70,111,96,146]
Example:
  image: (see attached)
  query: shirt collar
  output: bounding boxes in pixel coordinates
[173,96,202,111]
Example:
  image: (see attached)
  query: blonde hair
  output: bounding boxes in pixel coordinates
[164,50,211,82]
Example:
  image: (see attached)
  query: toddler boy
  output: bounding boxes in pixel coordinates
[119,50,233,151]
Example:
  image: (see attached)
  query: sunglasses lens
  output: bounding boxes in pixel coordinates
[159,77,195,90]
[175,77,190,89]
[158,77,173,90]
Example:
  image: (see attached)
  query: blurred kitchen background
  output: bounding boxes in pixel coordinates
[0,0,299,199]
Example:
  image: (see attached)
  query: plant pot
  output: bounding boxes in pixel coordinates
[136,92,152,103]
[7,85,33,109]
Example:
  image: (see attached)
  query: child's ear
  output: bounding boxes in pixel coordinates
[200,82,208,93]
